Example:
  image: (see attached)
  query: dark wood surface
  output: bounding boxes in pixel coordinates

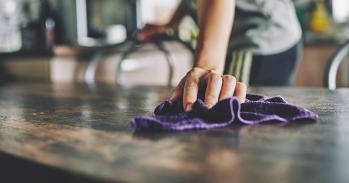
[1,83,349,183]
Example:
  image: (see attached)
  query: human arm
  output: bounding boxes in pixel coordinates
[170,0,247,111]
[137,1,188,42]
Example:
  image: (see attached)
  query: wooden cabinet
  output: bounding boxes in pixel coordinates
[294,43,348,87]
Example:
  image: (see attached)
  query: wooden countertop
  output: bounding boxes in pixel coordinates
[0,83,348,183]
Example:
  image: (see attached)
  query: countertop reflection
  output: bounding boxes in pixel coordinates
[0,83,349,183]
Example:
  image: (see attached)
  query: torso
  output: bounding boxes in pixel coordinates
[230,0,302,55]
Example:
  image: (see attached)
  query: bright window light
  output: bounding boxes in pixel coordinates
[333,0,349,23]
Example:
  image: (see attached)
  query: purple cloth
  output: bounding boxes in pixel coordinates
[131,93,318,131]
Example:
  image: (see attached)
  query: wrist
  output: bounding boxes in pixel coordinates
[194,54,225,74]
[193,62,224,74]
[165,20,179,30]
[194,42,227,73]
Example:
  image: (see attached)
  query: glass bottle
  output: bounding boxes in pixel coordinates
[0,0,22,52]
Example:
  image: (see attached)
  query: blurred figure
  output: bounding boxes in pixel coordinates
[138,1,197,42]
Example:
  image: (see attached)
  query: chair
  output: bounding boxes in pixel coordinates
[324,40,349,90]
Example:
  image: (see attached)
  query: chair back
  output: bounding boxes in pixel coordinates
[324,40,349,90]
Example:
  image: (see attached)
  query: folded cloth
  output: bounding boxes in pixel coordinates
[131,93,318,131]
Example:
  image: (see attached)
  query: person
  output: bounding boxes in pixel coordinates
[138,0,302,112]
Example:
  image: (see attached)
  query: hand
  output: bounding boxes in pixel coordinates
[137,24,174,42]
[170,67,247,112]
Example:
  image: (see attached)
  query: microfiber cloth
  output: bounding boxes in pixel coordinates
[131,93,318,131]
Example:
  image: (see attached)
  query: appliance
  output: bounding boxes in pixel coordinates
[58,0,137,47]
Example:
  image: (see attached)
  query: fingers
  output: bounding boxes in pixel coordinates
[170,77,186,101]
[234,82,247,103]
[204,72,223,108]
[171,67,247,112]
[183,77,199,112]
[183,68,206,111]
[219,75,237,101]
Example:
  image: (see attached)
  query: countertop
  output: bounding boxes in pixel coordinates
[0,83,349,183]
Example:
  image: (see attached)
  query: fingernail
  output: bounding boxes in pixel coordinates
[238,97,245,104]
[205,103,212,109]
[185,104,192,112]
[169,96,176,101]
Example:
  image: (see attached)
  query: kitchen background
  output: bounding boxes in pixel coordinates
[0,0,348,87]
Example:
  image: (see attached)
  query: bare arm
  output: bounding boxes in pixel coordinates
[171,0,247,111]
[137,1,189,42]
[166,1,188,29]
[195,0,235,73]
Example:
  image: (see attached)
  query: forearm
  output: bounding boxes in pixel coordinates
[167,1,188,29]
[194,0,235,74]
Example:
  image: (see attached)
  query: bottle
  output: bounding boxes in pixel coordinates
[310,0,330,33]
[0,0,22,52]
[20,0,56,51]
[40,0,56,49]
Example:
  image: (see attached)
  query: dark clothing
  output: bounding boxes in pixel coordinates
[224,42,301,86]
[249,42,301,86]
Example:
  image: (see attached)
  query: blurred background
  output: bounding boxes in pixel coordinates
[0,0,348,87]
